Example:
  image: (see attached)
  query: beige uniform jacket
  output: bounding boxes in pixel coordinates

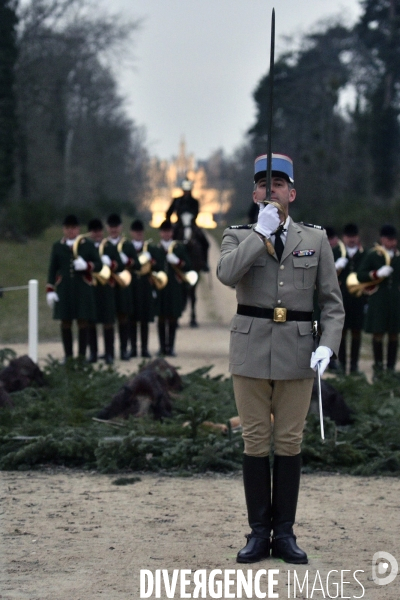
[217,220,345,380]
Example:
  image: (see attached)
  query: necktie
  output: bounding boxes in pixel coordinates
[274,228,284,262]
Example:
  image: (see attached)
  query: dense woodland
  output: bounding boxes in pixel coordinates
[0,0,149,237]
[228,0,400,243]
[0,0,400,241]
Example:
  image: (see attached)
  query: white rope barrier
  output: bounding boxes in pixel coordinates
[0,285,29,292]
[0,280,39,362]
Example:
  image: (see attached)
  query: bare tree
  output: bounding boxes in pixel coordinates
[8,0,148,235]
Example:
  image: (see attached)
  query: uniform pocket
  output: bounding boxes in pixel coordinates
[250,255,268,288]
[229,315,253,365]
[293,256,318,289]
[297,321,314,368]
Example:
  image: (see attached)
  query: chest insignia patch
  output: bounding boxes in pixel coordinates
[293,249,315,257]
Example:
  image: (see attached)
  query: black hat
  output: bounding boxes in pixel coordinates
[159,220,173,231]
[343,223,359,236]
[106,213,122,227]
[325,226,337,239]
[130,219,144,231]
[63,214,79,226]
[380,224,397,239]
[87,218,103,232]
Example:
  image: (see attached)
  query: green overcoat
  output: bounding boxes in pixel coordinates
[110,237,140,316]
[47,237,102,321]
[156,241,193,319]
[129,241,165,322]
[357,246,400,334]
[92,239,123,324]
[338,247,366,330]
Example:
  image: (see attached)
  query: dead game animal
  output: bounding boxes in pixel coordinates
[96,358,182,421]
[0,355,45,394]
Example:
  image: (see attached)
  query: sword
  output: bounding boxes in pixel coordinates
[266,8,275,205]
[312,321,325,441]
[262,9,287,229]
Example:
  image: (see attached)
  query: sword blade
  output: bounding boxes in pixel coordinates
[317,363,325,441]
[266,8,275,204]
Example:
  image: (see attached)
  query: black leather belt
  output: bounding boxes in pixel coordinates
[237,304,312,323]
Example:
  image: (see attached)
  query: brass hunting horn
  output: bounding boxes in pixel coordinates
[346,244,390,297]
[93,238,112,285]
[168,241,198,287]
[136,240,168,290]
[72,233,108,286]
[113,236,132,288]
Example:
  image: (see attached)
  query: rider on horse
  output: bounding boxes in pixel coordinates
[166,178,210,272]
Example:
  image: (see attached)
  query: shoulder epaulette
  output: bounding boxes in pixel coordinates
[300,222,323,230]
[229,224,253,230]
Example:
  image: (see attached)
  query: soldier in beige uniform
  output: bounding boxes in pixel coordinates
[217,153,344,565]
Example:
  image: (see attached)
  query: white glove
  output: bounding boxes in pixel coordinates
[46,291,59,308]
[73,256,88,271]
[376,265,393,278]
[335,257,348,270]
[310,346,333,376]
[167,252,180,265]
[119,251,129,265]
[101,255,112,267]
[254,203,280,238]
[141,251,152,262]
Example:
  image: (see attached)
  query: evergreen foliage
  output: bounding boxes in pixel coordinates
[0,354,399,477]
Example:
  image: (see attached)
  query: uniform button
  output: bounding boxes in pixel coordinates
[280,265,285,270]
[279,281,284,286]
[277,299,282,304]
[305,263,309,267]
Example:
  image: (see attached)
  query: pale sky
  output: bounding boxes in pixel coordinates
[99,0,362,161]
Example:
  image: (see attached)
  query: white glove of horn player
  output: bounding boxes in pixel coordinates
[376,265,393,278]
[46,291,59,309]
[254,203,281,238]
[335,257,348,270]
[167,252,180,265]
[73,256,88,271]
[119,251,129,265]
[310,346,333,376]
[101,254,112,267]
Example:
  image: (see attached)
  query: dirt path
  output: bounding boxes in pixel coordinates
[1,235,399,599]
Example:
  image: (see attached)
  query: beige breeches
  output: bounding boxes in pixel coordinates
[232,375,314,457]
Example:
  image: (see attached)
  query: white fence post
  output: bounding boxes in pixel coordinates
[28,279,38,362]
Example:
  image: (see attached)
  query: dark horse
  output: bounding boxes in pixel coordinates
[173,212,209,327]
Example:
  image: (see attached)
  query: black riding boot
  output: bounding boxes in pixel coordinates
[350,335,361,373]
[130,320,137,357]
[118,321,130,360]
[141,321,151,358]
[87,325,98,363]
[61,325,73,360]
[78,326,88,359]
[271,454,308,564]
[237,455,271,564]
[372,340,384,379]
[157,320,167,356]
[167,319,177,356]
[103,326,114,365]
[387,339,398,371]
[338,335,346,373]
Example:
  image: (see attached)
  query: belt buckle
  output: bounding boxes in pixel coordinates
[274,307,287,322]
